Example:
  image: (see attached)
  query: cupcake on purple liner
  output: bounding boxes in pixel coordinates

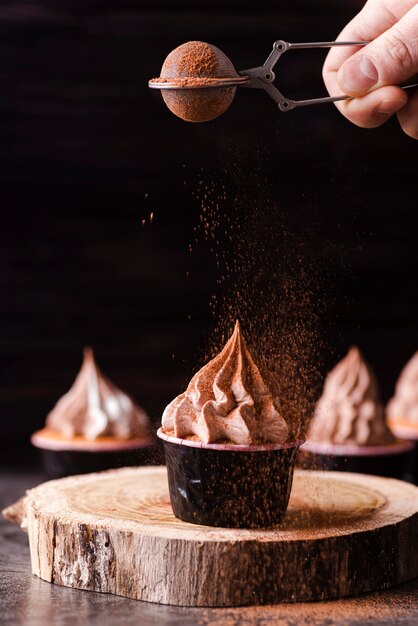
[31,348,155,477]
[158,320,303,529]
[301,346,413,477]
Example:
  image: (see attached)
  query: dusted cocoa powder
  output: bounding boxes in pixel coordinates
[150,77,237,87]
[162,41,220,79]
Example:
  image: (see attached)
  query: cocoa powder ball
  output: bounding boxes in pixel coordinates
[160,41,238,123]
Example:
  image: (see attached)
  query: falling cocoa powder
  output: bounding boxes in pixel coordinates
[189,158,326,440]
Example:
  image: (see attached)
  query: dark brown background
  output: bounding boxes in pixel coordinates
[1,0,417,466]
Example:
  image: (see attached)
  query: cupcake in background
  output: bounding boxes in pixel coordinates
[158,320,303,529]
[387,351,418,437]
[387,351,418,482]
[301,346,413,478]
[31,347,155,478]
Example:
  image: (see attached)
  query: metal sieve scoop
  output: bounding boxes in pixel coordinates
[149,39,418,121]
[149,41,243,122]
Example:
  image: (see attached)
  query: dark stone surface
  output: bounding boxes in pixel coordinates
[1,470,418,625]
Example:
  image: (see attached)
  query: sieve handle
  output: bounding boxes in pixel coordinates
[240,40,418,112]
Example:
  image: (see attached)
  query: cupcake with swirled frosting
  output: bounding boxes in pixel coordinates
[32,347,155,477]
[301,346,413,477]
[158,321,303,528]
[387,352,418,439]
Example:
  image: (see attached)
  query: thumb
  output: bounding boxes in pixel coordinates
[338,3,418,96]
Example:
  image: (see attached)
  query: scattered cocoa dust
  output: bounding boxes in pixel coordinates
[193,579,418,624]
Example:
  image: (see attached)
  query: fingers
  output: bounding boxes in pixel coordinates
[338,4,418,97]
[397,90,418,138]
[338,85,408,128]
[322,0,418,136]
[323,0,416,88]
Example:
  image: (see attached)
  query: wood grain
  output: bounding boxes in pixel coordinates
[4,467,418,606]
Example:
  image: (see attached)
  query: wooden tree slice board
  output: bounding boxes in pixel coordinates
[4,466,418,606]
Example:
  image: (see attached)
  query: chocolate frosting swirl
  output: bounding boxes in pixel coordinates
[162,321,289,445]
[308,346,395,446]
[46,348,150,440]
[387,351,418,423]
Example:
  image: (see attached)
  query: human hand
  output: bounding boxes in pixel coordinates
[323,0,418,138]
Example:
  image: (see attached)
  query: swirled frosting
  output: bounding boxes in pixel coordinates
[161,321,289,445]
[308,346,395,446]
[46,348,150,440]
[387,351,418,423]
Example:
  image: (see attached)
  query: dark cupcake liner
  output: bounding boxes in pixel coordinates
[299,440,415,479]
[158,429,303,529]
[31,431,162,478]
